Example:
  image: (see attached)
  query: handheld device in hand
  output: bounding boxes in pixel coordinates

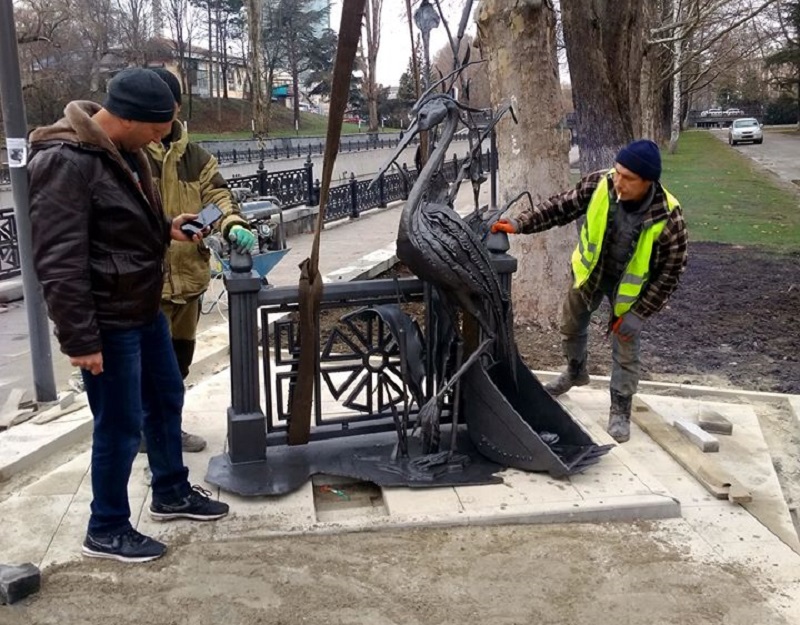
[180,203,224,238]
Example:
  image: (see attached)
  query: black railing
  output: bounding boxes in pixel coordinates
[229,162,311,209]
[221,254,514,462]
[0,207,21,280]
[210,133,470,166]
[227,149,493,225]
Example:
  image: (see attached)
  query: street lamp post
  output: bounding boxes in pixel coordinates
[0,0,57,402]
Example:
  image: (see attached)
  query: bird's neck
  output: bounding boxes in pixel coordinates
[400,112,459,235]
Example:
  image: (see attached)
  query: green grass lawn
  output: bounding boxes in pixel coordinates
[189,115,363,142]
[663,131,800,252]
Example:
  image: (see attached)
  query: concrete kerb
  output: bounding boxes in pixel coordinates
[534,370,800,406]
[0,277,23,304]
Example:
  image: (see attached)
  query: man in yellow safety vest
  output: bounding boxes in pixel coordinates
[491,139,688,442]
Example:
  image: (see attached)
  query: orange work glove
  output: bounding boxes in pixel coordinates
[490,218,518,234]
[611,313,644,342]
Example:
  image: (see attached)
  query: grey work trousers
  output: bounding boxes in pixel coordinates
[559,286,641,397]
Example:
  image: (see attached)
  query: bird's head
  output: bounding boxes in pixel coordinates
[413,96,452,131]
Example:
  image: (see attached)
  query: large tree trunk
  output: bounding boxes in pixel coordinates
[476,0,574,327]
[562,0,646,173]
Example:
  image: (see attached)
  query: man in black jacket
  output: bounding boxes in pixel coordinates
[28,68,229,563]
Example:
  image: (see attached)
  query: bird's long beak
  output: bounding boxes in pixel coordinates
[368,119,419,191]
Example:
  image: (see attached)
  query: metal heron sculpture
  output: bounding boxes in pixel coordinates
[370,92,517,459]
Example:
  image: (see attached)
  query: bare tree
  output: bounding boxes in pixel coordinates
[245,0,266,135]
[360,0,383,132]
[432,34,491,108]
[644,0,781,149]
[476,0,574,325]
[117,0,155,67]
[164,0,191,93]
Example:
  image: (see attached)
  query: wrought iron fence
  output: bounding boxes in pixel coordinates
[229,163,312,209]
[221,250,514,463]
[259,280,430,439]
[227,149,493,224]
[0,208,21,280]
[210,133,471,166]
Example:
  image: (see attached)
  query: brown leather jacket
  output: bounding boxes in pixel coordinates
[28,101,171,357]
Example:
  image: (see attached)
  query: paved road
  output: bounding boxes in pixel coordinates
[710,126,800,187]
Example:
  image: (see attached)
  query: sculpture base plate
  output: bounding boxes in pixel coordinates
[206,428,503,496]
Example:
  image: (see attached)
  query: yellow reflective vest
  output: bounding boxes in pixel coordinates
[571,171,680,317]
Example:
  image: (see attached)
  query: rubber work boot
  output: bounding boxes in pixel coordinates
[607,391,632,443]
[544,359,590,396]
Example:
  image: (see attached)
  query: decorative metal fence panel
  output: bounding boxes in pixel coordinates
[229,166,310,209]
[384,169,409,203]
[0,208,21,280]
[324,184,353,222]
[256,279,434,441]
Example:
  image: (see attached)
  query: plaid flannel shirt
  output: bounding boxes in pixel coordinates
[515,170,689,318]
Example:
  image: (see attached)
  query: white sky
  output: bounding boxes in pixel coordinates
[329,1,478,87]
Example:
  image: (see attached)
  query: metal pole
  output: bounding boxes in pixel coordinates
[0,0,57,402]
[490,126,498,210]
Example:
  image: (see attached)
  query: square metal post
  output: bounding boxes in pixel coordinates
[224,253,266,464]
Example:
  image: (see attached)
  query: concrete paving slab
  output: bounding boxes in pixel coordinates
[18,450,89,497]
[0,494,72,565]
[639,394,800,553]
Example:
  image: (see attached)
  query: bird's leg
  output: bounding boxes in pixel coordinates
[447,340,465,458]
[384,377,408,460]
[395,327,411,457]
[435,338,492,401]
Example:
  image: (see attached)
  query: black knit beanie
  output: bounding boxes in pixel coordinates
[615,139,662,182]
[104,68,176,123]
[149,68,182,106]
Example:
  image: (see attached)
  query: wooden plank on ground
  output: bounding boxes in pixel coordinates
[674,419,720,452]
[698,408,734,435]
[631,397,751,504]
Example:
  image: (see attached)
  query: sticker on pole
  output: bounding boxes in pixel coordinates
[6,137,28,168]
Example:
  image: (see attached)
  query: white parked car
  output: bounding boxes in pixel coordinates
[701,108,723,117]
[724,108,745,117]
[728,118,763,146]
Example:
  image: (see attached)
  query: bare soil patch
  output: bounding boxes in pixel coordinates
[515,242,800,394]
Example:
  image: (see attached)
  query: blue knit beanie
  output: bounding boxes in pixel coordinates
[615,139,661,182]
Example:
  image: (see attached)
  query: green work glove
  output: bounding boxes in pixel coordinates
[228,224,256,254]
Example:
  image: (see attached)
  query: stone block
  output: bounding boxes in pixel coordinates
[698,408,733,435]
[0,562,41,604]
[674,419,720,452]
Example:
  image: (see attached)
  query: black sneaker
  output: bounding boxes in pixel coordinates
[82,528,166,563]
[149,485,229,522]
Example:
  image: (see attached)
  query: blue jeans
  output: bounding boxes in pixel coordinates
[82,311,190,535]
